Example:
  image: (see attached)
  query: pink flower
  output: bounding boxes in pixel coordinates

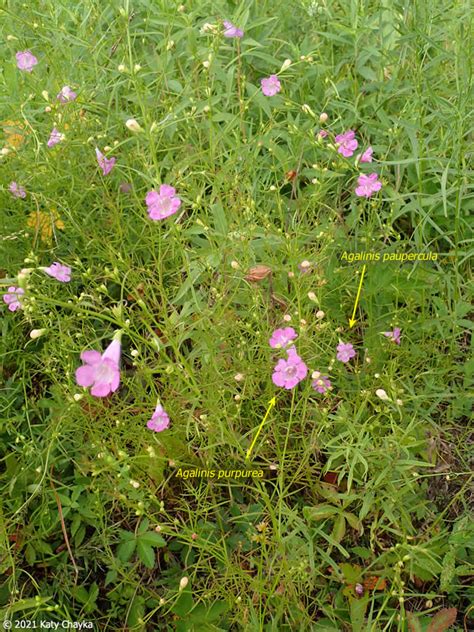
[9,182,26,199]
[335,129,358,157]
[336,342,356,363]
[43,262,71,282]
[57,86,77,103]
[269,327,297,349]
[223,20,244,38]
[355,173,382,198]
[357,146,373,163]
[261,75,281,97]
[95,148,116,176]
[16,51,38,72]
[2,286,25,312]
[75,336,121,397]
[272,346,308,390]
[146,184,181,221]
[383,328,401,345]
[317,130,328,139]
[147,404,170,432]
[311,372,331,394]
[47,128,63,148]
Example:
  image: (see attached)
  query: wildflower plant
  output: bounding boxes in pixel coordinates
[0,1,471,630]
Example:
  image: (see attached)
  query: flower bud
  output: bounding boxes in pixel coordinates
[375,388,390,401]
[125,118,143,133]
[30,329,46,340]
[280,59,292,72]
[179,577,189,591]
[244,265,272,282]
[319,112,328,123]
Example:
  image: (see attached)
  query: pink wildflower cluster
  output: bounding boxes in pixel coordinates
[324,128,381,197]
[74,333,170,432]
[268,327,333,395]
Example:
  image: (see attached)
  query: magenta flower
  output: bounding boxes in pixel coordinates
[75,336,121,397]
[261,75,281,97]
[272,346,308,390]
[358,147,373,163]
[355,173,382,198]
[311,371,331,394]
[146,184,181,221]
[16,50,38,72]
[95,148,116,176]
[42,262,71,282]
[57,86,77,103]
[147,404,170,432]
[383,327,401,345]
[317,130,328,139]
[223,20,244,38]
[269,327,297,349]
[9,182,26,199]
[47,128,63,148]
[336,342,356,363]
[2,286,25,312]
[335,129,358,158]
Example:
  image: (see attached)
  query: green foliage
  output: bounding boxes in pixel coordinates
[0,0,472,629]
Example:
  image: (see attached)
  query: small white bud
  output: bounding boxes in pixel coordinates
[125,118,143,133]
[179,577,189,591]
[202,60,210,69]
[316,310,325,319]
[133,63,141,72]
[375,389,390,401]
[30,329,46,340]
[280,59,292,72]
[73,393,84,402]
[319,112,328,123]
[230,260,240,270]
[118,64,127,72]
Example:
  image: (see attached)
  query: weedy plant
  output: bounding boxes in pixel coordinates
[0,0,472,630]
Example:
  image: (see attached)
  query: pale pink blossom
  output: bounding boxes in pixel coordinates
[75,336,121,397]
[16,51,38,72]
[147,404,170,432]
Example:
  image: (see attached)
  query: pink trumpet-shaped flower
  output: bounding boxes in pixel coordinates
[223,20,244,38]
[269,327,297,349]
[261,75,281,97]
[358,146,373,163]
[47,128,63,148]
[272,346,308,390]
[146,184,181,220]
[355,173,382,198]
[9,182,26,198]
[57,86,77,103]
[3,286,25,312]
[75,336,121,397]
[42,262,71,282]
[16,50,38,72]
[336,342,356,363]
[147,404,170,432]
[311,371,331,394]
[335,129,358,157]
[95,148,116,176]
[383,327,401,345]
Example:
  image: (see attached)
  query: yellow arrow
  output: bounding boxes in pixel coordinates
[348,265,367,328]
[246,397,277,460]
